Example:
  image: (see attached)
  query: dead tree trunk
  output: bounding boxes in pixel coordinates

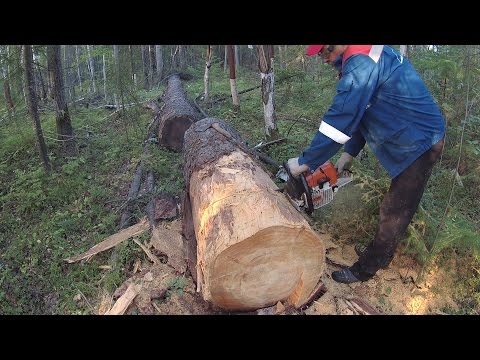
[182,117,326,311]
[158,74,200,151]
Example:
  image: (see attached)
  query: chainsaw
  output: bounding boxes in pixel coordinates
[276,160,353,215]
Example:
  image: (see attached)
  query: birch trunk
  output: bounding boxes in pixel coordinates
[86,45,96,93]
[155,45,163,83]
[203,45,212,102]
[75,45,82,92]
[102,54,107,103]
[113,45,120,108]
[258,45,278,138]
[227,45,239,107]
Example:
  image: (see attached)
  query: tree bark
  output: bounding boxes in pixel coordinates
[113,45,120,108]
[1,46,15,114]
[23,45,51,172]
[3,79,15,113]
[142,45,149,90]
[47,45,77,157]
[148,45,155,87]
[183,118,326,311]
[33,47,47,103]
[400,45,409,58]
[86,45,96,93]
[258,45,278,138]
[203,45,212,102]
[75,45,82,92]
[102,54,108,103]
[155,45,163,84]
[227,45,239,107]
[158,74,200,151]
[129,45,136,87]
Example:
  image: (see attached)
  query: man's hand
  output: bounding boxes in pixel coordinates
[287,157,309,178]
[335,152,353,173]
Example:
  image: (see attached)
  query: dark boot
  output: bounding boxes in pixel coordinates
[331,268,361,284]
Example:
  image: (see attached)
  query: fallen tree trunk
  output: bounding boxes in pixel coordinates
[158,74,200,151]
[183,117,325,311]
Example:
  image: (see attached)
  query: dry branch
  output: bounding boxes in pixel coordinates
[65,217,149,263]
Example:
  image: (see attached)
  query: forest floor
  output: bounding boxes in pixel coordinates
[90,227,460,316]
[89,189,460,316]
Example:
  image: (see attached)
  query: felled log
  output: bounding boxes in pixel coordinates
[183,118,326,311]
[158,74,200,151]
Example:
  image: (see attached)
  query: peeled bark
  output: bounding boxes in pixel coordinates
[203,45,212,102]
[183,118,326,311]
[158,74,199,151]
[258,45,278,139]
[227,45,239,107]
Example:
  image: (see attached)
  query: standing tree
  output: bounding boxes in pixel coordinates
[1,45,15,115]
[155,45,163,84]
[47,45,77,157]
[86,45,96,93]
[142,45,149,90]
[149,45,156,86]
[258,45,278,138]
[113,45,120,108]
[226,45,239,108]
[203,45,212,102]
[129,45,137,87]
[102,53,108,103]
[23,45,51,172]
[400,45,409,58]
[75,45,83,93]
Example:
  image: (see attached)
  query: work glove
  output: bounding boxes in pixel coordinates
[335,152,353,174]
[287,157,309,178]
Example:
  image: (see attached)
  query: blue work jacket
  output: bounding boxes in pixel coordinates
[298,45,445,178]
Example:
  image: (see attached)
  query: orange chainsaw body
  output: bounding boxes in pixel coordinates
[305,161,337,189]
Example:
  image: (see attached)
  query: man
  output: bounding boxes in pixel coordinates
[287,45,445,284]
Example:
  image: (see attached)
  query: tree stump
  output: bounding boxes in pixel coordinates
[183,118,326,311]
[158,74,200,151]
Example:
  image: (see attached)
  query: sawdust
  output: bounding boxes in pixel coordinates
[95,220,460,316]
[305,242,459,315]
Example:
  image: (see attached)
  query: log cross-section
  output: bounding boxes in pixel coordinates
[183,118,326,311]
[158,74,200,151]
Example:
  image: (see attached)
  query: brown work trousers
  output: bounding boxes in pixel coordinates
[350,139,445,281]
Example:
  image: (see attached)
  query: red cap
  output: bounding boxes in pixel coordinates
[305,45,325,56]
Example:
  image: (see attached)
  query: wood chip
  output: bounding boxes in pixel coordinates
[132,259,141,274]
[104,283,142,315]
[149,223,186,273]
[133,238,160,264]
[64,217,150,263]
[143,272,154,282]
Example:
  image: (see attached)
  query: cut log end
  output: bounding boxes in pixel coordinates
[209,226,325,311]
[159,116,194,151]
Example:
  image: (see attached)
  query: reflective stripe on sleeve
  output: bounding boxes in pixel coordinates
[368,45,384,63]
[319,121,351,144]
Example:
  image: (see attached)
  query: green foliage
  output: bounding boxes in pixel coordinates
[166,276,187,297]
